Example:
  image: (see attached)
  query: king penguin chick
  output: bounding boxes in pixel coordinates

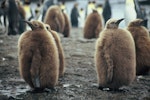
[127,19,150,75]
[45,24,66,77]
[44,5,65,34]
[18,20,59,92]
[83,9,103,39]
[62,10,71,37]
[95,18,136,91]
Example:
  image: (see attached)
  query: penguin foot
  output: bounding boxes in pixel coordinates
[109,88,120,92]
[26,88,44,93]
[44,87,57,93]
[98,86,126,92]
[109,88,128,93]
[98,86,104,90]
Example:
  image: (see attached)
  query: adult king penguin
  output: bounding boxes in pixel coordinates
[102,0,111,24]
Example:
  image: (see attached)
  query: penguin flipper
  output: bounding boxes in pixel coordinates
[55,17,61,33]
[104,54,114,83]
[95,23,102,38]
[30,49,41,88]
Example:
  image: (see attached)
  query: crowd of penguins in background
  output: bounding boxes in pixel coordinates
[0,0,150,92]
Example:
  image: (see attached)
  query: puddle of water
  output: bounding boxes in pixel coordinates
[0,40,3,43]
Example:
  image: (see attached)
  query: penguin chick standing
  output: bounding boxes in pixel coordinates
[83,9,103,39]
[45,24,65,77]
[44,5,65,34]
[127,19,150,75]
[95,18,136,90]
[62,11,71,37]
[18,20,59,92]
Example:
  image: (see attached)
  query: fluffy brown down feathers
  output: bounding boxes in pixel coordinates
[127,19,150,75]
[45,24,65,77]
[44,5,65,34]
[95,18,136,90]
[84,10,103,39]
[18,20,59,92]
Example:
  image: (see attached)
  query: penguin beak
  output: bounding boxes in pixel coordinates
[23,20,35,30]
[116,18,124,25]
[1,0,6,8]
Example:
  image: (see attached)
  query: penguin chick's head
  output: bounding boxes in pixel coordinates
[44,24,54,35]
[24,20,46,30]
[92,9,98,13]
[128,19,145,27]
[45,24,51,31]
[105,18,124,29]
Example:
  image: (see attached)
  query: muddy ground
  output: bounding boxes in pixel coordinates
[0,27,150,100]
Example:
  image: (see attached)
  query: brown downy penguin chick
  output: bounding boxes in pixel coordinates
[62,10,71,37]
[44,5,65,34]
[83,9,103,39]
[45,24,65,77]
[95,18,136,91]
[127,19,150,75]
[18,20,59,92]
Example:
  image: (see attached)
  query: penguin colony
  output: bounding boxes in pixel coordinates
[17,1,150,92]
[95,18,136,90]
[83,9,103,39]
[18,20,59,92]
[127,19,150,75]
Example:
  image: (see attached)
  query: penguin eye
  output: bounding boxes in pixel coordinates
[111,22,115,24]
[46,26,49,30]
[34,23,39,27]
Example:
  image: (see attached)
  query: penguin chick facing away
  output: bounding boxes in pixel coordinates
[127,19,150,75]
[45,24,66,77]
[62,11,71,37]
[18,20,59,93]
[83,9,103,39]
[95,18,136,91]
[44,5,65,34]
